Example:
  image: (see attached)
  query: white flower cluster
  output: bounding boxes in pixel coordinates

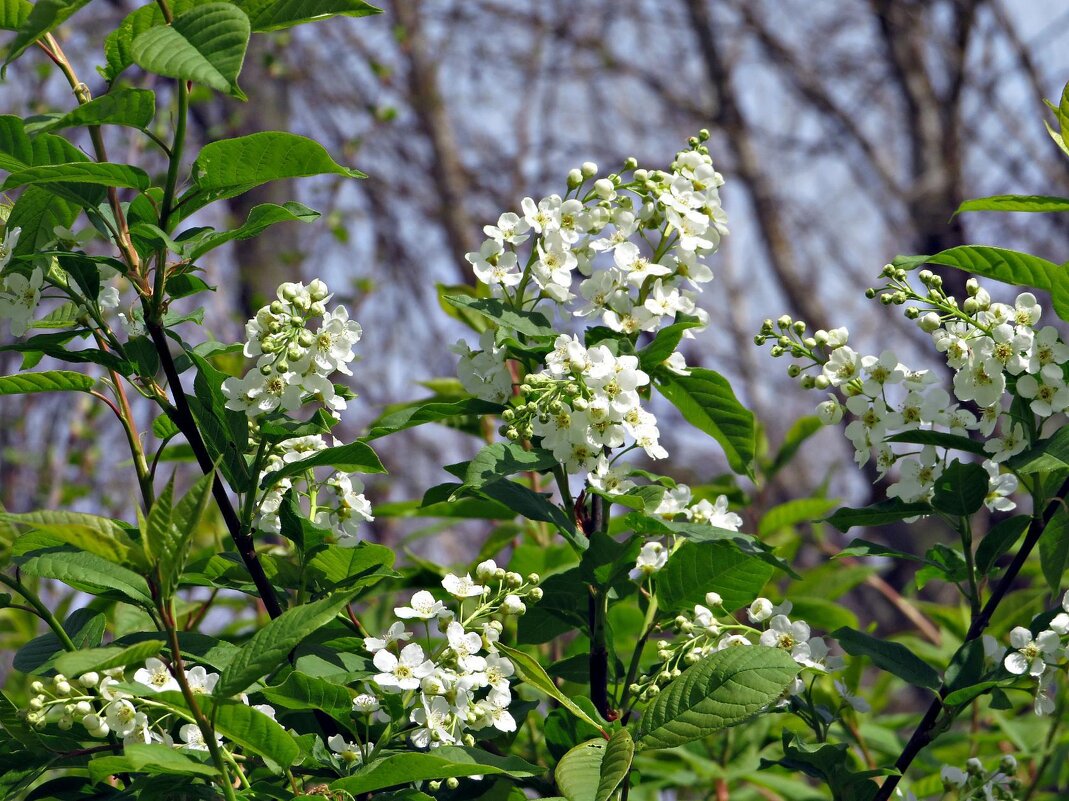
[223,280,362,419]
[629,490,742,582]
[465,141,724,332]
[760,310,1019,509]
[20,657,274,754]
[938,756,1019,800]
[455,135,731,461]
[253,433,373,545]
[496,334,664,474]
[341,561,541,760]
[1002,589,1069,716]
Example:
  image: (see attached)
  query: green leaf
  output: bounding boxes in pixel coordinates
[555,740,605,801]
[894,247,1069,323]
[885,429,986,456]
[0,370,93,395]
[131,3,250,99]
[975,515,1030,575]
[656,541,773,613]
[3,0,91,68]
[30,88,155,133]
[235,0,380,31]
[18,549,153,606]
[596,728,634,801]
[473,480,584,549]
[636,319,702,374]
[54,640,165,677]
[259,671,353,721]
[185,201,319,259]
[0,0,31,31]
[260,441,386,487]
[459,443,558,489]
[6,187,78,256]
[655,367,755,477]
[88,743,219,783]
[1039,509,1069,595]
[831,627,940,691]
[2,509,147,569]
[636,645,799,750]
[2,161,150,192]
[364,396,503,440]
[158,471,215,598]
[444,295,555,338]
[331,747,541,794]
[930,460,987,516]
[184,131,364,215]
[496,644,606,733]
[14,609,104,673]
[1008,425,1069,474]
[0,114,89,173]
[194,695,298,771]
[306,542,396,590]
[955,195,1069,215]
[836,538,925,563]
[215,589,361,697]
[825,499,932,531]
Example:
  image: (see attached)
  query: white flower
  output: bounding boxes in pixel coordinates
[222,369,303,415]
[328,734,364,764]
[587,456,636,496]
[410,695,458,748]
[984,422,1027,463]
[300,306,362,376]
[104,700,138,737]
[1004,627,1060,676]
[179,723,217,752]
[941,765,968,789]
[373,643,435,692]
[442,573,487,598]
[0,266,43,336]
[484,211,530,246]
[467,238,521,288]
[363,621,412,654]
[352,693,381,714]
[0,226,20,268]
[823,346,861,387]
[629,541,667,581]
[184,665,219,694]
[759,615,814,666]
[133,658,179,693]
[446,622,487,673]
[747,598,774,623]
[983,460,1017,512]
[483,652,515,693]
[395,590,446,620]
[689,495,742,531]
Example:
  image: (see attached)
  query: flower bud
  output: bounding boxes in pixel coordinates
[308,279,329,302]
[526,572,540,585]
[428,781,442,792]
[917,312,941,333]
[29,696,44,711]
[446,778,460,790]
[74,701,92,716]
[581,161,598,178]
[502,595,526,616]
[475,559,499,581]
[705,591,722,607]
[966,758,982,775]
[594,178,615,199]
[30,681,44,694]
[999,755,1017,773]
[79,672,99,688]
[58,715,73,730]
[505,571,522,588]
[567,168,583,188]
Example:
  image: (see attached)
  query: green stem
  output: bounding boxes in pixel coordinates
[0,573,77,651]
[160,600,238,801]
[619,595,658,721]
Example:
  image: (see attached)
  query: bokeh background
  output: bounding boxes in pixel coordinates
[2,0,1068,565]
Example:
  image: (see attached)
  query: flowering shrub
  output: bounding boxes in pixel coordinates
[1,3,1068,800]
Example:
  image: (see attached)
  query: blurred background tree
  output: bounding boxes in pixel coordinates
[1,0,1067,586]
